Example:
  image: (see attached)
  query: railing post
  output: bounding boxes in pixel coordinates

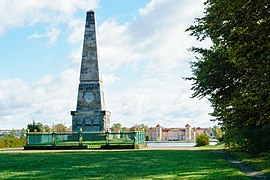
[133,131,137,145]
[79,128,83,146]
[26,129,30,146]
[105,130,109,145]
[52,131,56,147]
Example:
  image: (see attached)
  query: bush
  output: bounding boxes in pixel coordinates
[196,133,210,146]
[0,137,27,148]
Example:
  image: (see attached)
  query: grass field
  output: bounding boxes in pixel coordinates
[227,150,270,176]
[0,149,251,179]
[202,144,270,176]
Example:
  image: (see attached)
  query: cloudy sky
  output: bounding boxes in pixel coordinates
[0,0,215,130]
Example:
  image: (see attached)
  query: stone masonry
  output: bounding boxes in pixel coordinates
[71,10,110,132]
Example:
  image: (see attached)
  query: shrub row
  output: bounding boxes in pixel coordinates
[0,137,27,148]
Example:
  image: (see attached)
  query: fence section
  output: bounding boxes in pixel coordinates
[26,131,146,148]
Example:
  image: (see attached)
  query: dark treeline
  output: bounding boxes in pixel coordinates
[186,0,270,153]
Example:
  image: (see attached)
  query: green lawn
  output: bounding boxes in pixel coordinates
[201,144,270,176]
[0,150,250,179]
[227,151,270,176]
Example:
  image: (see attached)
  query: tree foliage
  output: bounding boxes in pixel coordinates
[186,0,270,152]
[27,121,44,132]
[211,125,223,142]
[27,121,53,132]
[111,123,122,132]
[53,123,68,132]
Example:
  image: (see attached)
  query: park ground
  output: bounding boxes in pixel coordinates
[0,145,269,179]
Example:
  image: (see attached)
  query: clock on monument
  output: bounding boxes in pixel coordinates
[84,92,94,103]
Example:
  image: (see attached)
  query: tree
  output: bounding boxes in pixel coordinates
[1,132,9,138]
[111,123,122,132]
[42,125,51,132]
[27,121,44,132]
[121,127,130,132]
[186,0,270,152]
[53,123,68,132]
[211,125,223,142]
[129,124,149,133]
[9,129,18,138]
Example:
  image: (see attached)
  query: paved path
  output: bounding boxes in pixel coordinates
[146,147,269,179]
[211,150,269,179]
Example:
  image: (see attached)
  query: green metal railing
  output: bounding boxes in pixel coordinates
[26,131,145,148]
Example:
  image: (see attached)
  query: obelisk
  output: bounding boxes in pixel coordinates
[71,10,110,132]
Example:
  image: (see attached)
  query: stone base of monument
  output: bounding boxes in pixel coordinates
[24,143,147,150]
[135,142,147,149]
[100,144,134,149]
[24,146,88,150]
[100,142,147,150]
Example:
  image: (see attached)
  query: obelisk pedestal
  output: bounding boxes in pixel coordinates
[71,10,110,132]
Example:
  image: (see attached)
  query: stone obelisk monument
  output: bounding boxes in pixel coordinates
[71,10,110,132]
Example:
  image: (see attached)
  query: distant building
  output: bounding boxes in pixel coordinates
[148,124,212,141]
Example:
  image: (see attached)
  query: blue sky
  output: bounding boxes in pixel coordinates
[0,0,215,130]
[0,0,148,81]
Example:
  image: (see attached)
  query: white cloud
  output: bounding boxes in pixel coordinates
[0,68,79,129]
[105,73,214,128]
[0,0,98,43]
[47,27,61,45]
[28,27,61,45]
[103,73,119,86]
[98,19,141,71]
[98,0,210,73]
[0,0,216,130]
[99,0,215,128]
[67,19,85,44]
[69,45,83,64]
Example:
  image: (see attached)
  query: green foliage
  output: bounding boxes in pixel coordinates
[111,123,122,132]
[0,137,27,148]
[211,125,223,142]
[42,125,51,132]
[121,127,130,132]
[196,133,210,146]
[1,130,16,138]
[1,132,10,138]
[224,124,270,153]
[27,121,44,132]
[186,0,270,152]
[145,135,150,141]
[53,123,67,132]
[0,150,248,179]
[27,121,52,132]
[129,124,149,135]
[227,150,270,175]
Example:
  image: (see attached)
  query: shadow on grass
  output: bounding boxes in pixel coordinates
[0,150,251,179]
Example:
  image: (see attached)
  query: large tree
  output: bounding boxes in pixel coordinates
[186,0,270,152]
[27,121,44,132]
